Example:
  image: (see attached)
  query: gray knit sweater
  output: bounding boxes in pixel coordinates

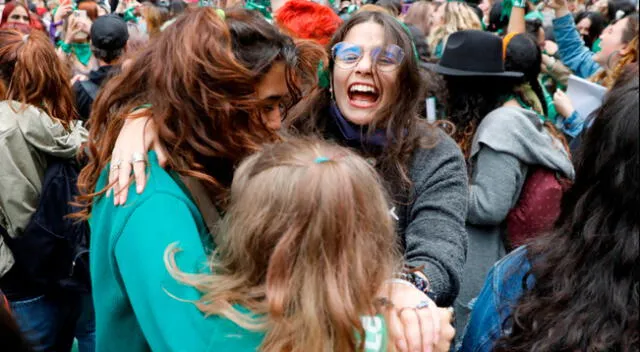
[396,130,469,307]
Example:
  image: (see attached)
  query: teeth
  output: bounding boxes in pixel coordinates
[349,84,378,94]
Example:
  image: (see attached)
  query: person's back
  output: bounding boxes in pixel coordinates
[0,29,90,351]
[73,14,128,121]
[461,67,639,352]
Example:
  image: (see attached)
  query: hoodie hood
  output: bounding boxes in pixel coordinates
[470,106,575,180]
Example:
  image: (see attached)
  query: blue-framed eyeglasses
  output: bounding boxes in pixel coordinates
[331,42,405,72]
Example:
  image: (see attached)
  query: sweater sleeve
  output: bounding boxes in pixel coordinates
[468,145,525,226]
[404,135,469,307]
[115,193,216,352]
[552,14,601,78]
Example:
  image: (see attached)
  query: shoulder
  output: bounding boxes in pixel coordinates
[411,128,465,170]
[490,246,532,303]
[409,128,467,186]
[92,153,201,233]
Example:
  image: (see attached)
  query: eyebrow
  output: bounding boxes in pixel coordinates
[261,94,285,102]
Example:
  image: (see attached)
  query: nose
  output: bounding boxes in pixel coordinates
[354,51,373,75]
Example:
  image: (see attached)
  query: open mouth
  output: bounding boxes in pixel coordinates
[347,83,380,108]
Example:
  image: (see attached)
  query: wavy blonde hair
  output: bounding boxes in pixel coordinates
[427,2,482,56]
[167,138,403,352]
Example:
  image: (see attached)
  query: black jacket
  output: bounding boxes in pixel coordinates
[73,65,118,122]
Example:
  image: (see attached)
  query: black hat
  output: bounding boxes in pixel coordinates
[422,30,523,78]
[90,15,129,51]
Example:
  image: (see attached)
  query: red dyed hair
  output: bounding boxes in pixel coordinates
[1,2,31,25]
[275,0,342,45]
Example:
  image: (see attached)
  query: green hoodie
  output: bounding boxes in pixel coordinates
[89,152,388,351]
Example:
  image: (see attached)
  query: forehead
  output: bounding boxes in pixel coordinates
[256,62,288,100]
[576,17,591,27]
[343,21,387,49]
[10,6,27,14]
[611,17,628,32]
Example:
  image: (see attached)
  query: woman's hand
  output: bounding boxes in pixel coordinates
[71,74,88,85]
[109,111,168,205]
[553,90,575,118]
[54,3,73,23]
[546,0,570,17]
[382,281,453,352]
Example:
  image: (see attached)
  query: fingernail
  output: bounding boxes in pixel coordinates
[397,339,408,352]
[137,184,143,194]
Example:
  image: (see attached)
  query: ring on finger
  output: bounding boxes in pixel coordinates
[111,159,122,170]
[415,300,430,310]
[130,152,146,164]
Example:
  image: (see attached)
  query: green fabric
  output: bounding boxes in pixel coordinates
[123,7,138,23]
[540,79,558,123]
[524,10,544,21]
[434,40,444,59]
[90,152,390,352]
[57,40,72,54]
[592,38,602,53]
[500,0,513,21]
[71,43,92,66]
[318,61,330,89]
[245,0,272,20]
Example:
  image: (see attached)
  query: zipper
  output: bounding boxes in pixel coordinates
[69,249,89,276]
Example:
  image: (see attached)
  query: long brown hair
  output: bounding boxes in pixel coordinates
[167,138,402,352]
[287,10,438,200]
[76,8,323,216]
[0,29,77,127]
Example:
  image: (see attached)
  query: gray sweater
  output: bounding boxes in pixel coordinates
[396,130,469,307]
[454,106,574,337]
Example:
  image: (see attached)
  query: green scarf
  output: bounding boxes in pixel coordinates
[71,42,93,67]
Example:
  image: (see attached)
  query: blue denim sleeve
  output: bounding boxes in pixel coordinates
[553,14,601,78]
[458,266,502,352]
[559,110,585,138]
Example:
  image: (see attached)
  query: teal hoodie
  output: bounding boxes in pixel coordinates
[89,152,388,352]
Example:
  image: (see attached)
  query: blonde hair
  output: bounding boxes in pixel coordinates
[404,1,432,36]
[427,2,482,56]
[167,138,402,352]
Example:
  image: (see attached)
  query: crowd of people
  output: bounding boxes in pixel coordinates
[0,0,637,350]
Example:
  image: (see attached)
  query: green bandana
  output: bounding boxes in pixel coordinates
[245,0,272,20]
[71,42,93,66]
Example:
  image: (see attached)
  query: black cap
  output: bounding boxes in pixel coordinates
[90,15,129,51]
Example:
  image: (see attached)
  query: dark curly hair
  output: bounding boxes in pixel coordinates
[443,76,514,158]
[494,67,639,351]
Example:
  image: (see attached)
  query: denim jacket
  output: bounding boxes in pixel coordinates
[552,14,601,79]
[458,247,534,352]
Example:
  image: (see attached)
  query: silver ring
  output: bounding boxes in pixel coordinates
[130,152,146,164]
[415,300,430,310]
[110,160,122,170]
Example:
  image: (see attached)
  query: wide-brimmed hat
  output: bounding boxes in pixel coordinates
[422,30,523,78]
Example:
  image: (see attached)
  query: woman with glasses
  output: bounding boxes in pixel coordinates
[288,10,467,351]
[108,10,464,351]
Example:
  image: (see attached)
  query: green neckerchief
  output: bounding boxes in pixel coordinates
[592,38,602,53]
[524,10,544,22]
[513,84,546,122]
[123,7,139,23]
[71,42,93,66]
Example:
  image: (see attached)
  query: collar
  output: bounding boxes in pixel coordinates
[329,101,387,148]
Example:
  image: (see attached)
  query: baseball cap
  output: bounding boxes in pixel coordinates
[90,14,129,51]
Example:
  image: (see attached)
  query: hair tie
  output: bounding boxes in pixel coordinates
[502,32,519,60]
[314,156,331,164]
[215,8,225,19]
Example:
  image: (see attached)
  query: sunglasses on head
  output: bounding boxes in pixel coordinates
[331,42,405,72]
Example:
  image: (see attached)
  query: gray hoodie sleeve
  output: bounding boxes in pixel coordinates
[403,133,469,306]
[468,145,527,226]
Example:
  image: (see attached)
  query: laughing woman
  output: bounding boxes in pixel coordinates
[288,10,468,346]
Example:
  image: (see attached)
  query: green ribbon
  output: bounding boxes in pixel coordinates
[317,61,330,89]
